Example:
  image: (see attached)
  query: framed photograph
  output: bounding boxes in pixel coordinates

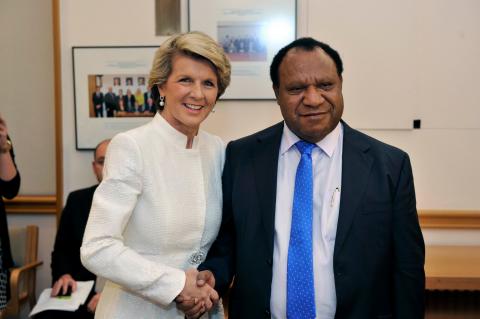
[188,0,297,100]
[72,46,159,149]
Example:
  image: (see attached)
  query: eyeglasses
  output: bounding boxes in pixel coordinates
[94,158,105,166]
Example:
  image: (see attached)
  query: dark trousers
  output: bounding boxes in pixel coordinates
[33,305,94,319]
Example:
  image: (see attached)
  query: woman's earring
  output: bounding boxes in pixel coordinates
[159,96,165,107]
[211,107,216,113]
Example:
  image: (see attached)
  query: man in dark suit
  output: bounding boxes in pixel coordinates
[34,139,110,319]
[179,37,425,319]
[122,89,136,113]
[92,86,104,117]
[104,87,117,117]
[144,88,154,113]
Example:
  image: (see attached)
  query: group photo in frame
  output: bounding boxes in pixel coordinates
[72,46,158,149]
[188,0,297,99]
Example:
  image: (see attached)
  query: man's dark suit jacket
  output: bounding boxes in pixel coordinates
[122,95,136,112]
[199,121,425,319]
[51,185,97,284]
[92,92,104,106]
[104,92,117,117]
[34,188,97,319]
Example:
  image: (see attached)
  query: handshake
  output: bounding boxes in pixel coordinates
[176,268,219,319]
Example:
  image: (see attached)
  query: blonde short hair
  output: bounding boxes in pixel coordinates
[148,31,231,105]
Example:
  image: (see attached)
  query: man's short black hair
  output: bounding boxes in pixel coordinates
[270,37,343,88]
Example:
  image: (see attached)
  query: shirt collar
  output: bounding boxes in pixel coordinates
[280,122,342,158]
[152,112,200,149]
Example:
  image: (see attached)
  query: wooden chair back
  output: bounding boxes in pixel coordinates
[0,225,42,318]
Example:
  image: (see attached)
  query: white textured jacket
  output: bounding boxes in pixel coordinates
[81,114,224,318]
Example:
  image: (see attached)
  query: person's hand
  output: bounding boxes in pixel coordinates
[0,113,9,151]
[196,270,215,289]
[87,292,101,313]
[175,269,218,319]
[51,274,77,297]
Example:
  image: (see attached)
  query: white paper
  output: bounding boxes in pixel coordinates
[29,280,94,317]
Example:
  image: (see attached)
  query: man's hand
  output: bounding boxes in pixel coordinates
[51,274,77,297]
[196,270,215,288]
[175,269,218,319]
[87,292,101,313]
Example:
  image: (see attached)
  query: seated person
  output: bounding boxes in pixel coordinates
[123,89,136,112]
[34,139,110,319]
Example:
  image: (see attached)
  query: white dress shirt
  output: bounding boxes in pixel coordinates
[270,122,343,319]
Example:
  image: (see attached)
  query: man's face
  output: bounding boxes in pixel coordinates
[274,48,344,143]
[92,141,109,182]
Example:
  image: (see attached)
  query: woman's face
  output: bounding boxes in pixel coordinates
[158,53,218,137]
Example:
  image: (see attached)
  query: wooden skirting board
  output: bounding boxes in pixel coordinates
[4,196,480,229]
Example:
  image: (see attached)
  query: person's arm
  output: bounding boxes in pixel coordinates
[0,141,18,194]
[0,115,18,185]
[392,154,425,318]
[51,193,79,282]
[0,114,20,198]
[50,191,90,297]
[0,148,16,183]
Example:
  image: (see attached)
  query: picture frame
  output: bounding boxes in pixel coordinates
[188,0,297,100]
[72,46,158,150]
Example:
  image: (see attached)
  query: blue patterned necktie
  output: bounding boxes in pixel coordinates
[287,140,316,319]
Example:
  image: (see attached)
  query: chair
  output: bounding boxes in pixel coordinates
[0,225,42,318]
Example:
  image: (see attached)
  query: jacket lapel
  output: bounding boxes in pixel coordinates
[334,122,373,257]
[252,122,283,256]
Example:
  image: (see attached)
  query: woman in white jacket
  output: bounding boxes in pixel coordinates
[81,31,231,319]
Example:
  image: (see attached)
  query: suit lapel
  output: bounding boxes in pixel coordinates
[252,122,283,256]
[334,123,373,257]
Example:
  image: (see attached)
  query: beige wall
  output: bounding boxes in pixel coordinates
[0,0,56,194]
[61,0,480,208]
[2,0,479,312]
[1,0,57,304]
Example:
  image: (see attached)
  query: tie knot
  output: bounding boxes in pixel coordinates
[295,140,316,155]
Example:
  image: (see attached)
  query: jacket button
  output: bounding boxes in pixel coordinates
[266,259,272,266]
[264,309,271,317]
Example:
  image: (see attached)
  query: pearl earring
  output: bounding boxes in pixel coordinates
[159,96,165,107]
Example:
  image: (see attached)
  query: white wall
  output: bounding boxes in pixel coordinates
[2,1,477,315]
[61,0,480,204]
[58,2,480,302]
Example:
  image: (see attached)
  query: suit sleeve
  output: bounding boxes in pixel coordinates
[393,154,425,318]
[51,193,79,282]
[80,133,185,306]
[198,142,236,297]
